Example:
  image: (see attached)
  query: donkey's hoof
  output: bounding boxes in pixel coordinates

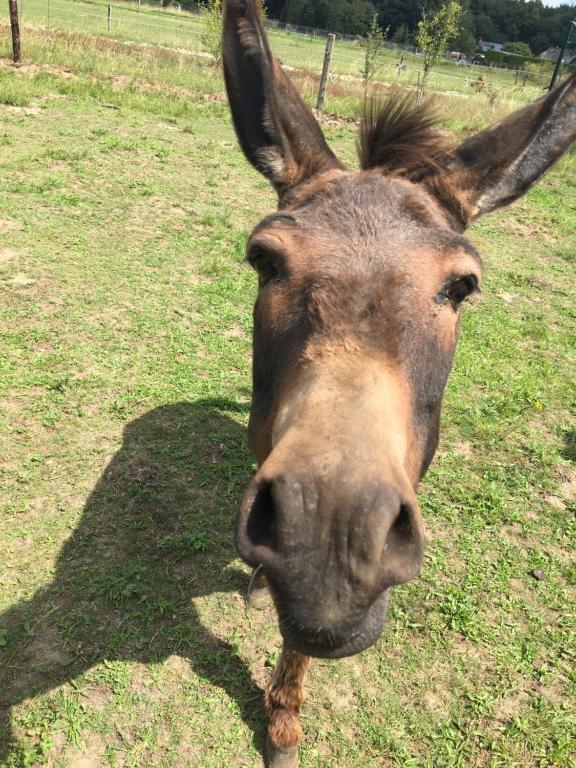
[247,585,272,610]
[265,735,299,768]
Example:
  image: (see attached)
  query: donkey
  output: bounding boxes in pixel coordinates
[222,2,576,765]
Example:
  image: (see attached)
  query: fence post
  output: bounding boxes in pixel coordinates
[316,33,335,111]
[138,0,141,11]
[107,4,112,31]
[8,0,21,63]
[416,70,423,106]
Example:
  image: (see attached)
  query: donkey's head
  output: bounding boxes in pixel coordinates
[223,0,576,658]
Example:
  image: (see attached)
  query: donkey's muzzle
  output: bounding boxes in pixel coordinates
[236,473,424,657]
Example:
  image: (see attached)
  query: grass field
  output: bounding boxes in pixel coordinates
[1,22,575,768]
[0,0,551,98]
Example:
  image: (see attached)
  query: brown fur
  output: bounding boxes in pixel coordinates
[222,2,576,764]
[265,647,310,750]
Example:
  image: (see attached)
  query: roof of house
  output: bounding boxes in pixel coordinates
[540,47,575,63]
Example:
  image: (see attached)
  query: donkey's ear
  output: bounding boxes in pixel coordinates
[222,0,343,200]
[437,74,576,227]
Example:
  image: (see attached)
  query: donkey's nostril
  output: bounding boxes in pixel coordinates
[381,499,423,585]
[389,503,413,545]
[246,482,278,551]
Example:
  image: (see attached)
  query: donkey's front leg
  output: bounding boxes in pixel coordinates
[264,644,310,768]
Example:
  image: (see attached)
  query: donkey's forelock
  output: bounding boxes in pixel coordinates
[358,93,450,176]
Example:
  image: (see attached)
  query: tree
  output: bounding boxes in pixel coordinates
[199,0,223,63]
[286,0,315,27]
[450,1,476,55]
[270,1,576,54]
[359,14,389,93]
[416,0,463,96]
[392,24,412,46]
[504,41,533,57]
[200,0,267,62]
[473,12,499,43]
[530,33,550,56]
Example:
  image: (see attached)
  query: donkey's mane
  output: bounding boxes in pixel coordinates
[359,93,451,176]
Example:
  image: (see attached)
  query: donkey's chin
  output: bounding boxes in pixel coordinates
[279,590,392,660]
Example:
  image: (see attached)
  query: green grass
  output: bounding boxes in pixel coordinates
[0,26,575,768]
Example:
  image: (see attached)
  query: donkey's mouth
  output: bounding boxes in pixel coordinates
[277,590,392,659]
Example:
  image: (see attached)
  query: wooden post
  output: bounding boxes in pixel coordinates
[8,0,21,63]
[107,3,112,31]
[138,0,141,11]
[316,33,335,111]
[396,54,404,82]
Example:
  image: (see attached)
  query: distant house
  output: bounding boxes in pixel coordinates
[539,47,575,64]
[478,40,504,52]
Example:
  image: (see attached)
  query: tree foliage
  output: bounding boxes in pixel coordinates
[284,0,375,35]
[263,0,576,54]
[199,0,267,63]
[505,41,533,57]
[199,0,223,63]
[416,1,463,79]
[359,13,389,91]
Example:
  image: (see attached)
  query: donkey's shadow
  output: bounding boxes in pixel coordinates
[0,399,265,763]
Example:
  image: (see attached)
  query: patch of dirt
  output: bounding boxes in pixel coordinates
[13,535,34,550]
[450,637,486,666]
[422,689,448,712]
[557,465,576,500]
[0,396,23,416]
[325,683,355,711]
[0,60,75,79]
[2,272,36,287]
[252,663,272,692]
[0,248,22,266]
[109,74,133,90]
[82,685,111,712]
[26,627,72,669]
[453,441,474,458]
[164,654,194,677]
[498,291,519,303]
[4,105,42,116]
[505,217,558,244]
[62,734,108,768]
[310,107,358,129]
[543,494,566,510]
[223,324,247,340]
[425,516,457,546]
[493,690,531,724]
[0,219,23,234]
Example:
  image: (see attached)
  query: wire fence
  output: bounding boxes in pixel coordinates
[1,0,550,101]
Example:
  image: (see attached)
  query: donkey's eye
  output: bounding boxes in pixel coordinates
[248,249,282,287]
[439,275,479,307]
